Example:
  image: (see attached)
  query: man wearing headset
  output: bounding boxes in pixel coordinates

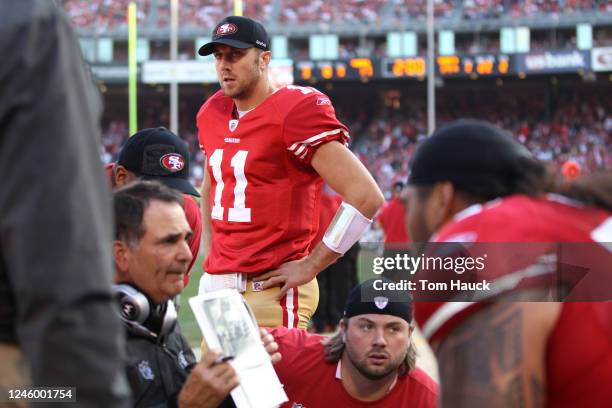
[112,181,280,407]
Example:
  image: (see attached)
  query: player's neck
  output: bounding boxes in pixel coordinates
[233,78,275,112]
[340,354,398,402]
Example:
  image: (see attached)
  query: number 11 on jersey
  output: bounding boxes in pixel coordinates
[209,149,252,222]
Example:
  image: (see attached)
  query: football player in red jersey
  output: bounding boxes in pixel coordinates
[404,120,612,407]
[196,16,384,329]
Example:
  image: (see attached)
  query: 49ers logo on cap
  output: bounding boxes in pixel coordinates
[160,153,185,172]
[216,23,237,36]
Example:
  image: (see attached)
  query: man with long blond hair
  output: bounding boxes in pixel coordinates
[269,278,437,407]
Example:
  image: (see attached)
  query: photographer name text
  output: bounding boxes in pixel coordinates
[373,278,491,292]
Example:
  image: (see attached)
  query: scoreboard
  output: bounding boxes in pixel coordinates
[295,54,513,81]
[295,58,375,81]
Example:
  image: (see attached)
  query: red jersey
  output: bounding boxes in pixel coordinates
[197,86,349,274]
[181,194,202,285]
[414,194,612,408]
[270,327,438,408]
[105,162,202,284]
[377,197,410,244]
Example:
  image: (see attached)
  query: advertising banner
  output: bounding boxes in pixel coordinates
[516,50,590,74]
[591,47,612,72]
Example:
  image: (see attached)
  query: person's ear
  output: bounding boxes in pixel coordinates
[339,319,348,342]
[113,240,131,281]
[432,181,456,224]
[115,165,136,187]
[260,51,272,69]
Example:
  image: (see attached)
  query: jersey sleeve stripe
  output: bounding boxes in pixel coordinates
[421,302,475,340]
[293,145,306,156]
[287,128,349,152]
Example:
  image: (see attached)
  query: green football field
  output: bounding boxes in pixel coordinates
[177,256,205,348]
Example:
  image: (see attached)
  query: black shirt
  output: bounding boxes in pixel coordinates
[0,1,130,406]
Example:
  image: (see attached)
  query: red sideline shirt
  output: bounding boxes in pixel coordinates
[414,194,612,408]
[105,163,202,286]
[197,86,349,274]
[270,327,438,408]
[377,197,410,244]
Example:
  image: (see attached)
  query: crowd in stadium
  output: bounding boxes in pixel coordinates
[60,0,610,29]
[59,0,150,28]
[352,93,612,195]
[158,0,272,28]
[280,0,387,25]
[99,89,611,197]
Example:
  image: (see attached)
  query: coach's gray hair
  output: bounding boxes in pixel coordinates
[323,318,417,377]
[114,180,184,247]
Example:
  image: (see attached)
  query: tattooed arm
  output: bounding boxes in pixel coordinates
[434,289,561,408]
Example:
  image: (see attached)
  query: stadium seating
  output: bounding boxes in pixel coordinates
[60,0,609,29]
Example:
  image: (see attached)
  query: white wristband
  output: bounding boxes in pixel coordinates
[322,202,372,254]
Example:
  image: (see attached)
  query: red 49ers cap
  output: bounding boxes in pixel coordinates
[198,15,270,56]
[117,127,200,197]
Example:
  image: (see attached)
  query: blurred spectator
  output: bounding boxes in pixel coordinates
[377,181,411,246]
[280,0,386,25]
[392,0,457,22]
[59,0,150,29]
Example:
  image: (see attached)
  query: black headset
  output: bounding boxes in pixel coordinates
[113,283,177,340]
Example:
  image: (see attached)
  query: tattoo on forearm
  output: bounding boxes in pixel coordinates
[531,375,544,407]
[504,375,525,408]
[436,299,546,408]
[495,308,522,372]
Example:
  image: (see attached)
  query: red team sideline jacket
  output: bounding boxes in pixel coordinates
[414,194,612,407]
[197,86,349,274]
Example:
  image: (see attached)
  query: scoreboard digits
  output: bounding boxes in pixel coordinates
[296,55,513,81]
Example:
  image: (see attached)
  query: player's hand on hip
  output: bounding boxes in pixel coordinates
[178,349,239,408]
[253,258,317,300]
